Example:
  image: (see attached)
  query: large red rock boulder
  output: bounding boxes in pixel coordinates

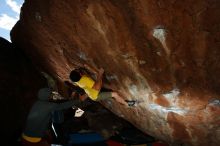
[11,0,220,145]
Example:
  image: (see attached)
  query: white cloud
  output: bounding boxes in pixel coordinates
[6,0,22,14]
[0,0,22,30]
[0,13,18,30]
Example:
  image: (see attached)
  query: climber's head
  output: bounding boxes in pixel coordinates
[70,70,81,82]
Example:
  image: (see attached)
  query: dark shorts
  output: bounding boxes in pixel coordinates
[96,92,112,101]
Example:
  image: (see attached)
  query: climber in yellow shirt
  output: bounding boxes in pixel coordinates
[69,67,128,105]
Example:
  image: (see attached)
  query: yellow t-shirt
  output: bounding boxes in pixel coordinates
[22,133,41,143]
[75,75,99,100]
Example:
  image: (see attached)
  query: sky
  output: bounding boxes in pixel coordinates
[0,0,24,41]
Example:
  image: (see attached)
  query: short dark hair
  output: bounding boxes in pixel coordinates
[70,70,81,82]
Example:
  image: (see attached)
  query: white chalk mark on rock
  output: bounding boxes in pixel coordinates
[149,103,188,115]
[128,84,138,96]
[35,12,42,22]
[162,88,180,100]
[152,27,170,56]
[77,51,87,61]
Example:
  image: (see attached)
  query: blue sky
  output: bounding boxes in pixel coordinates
[0,0,24,41]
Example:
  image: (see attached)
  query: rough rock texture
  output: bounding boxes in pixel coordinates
[11,0,220,145]
[0,37,46,145]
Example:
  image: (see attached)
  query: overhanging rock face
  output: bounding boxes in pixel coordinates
[11,0,220,145]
